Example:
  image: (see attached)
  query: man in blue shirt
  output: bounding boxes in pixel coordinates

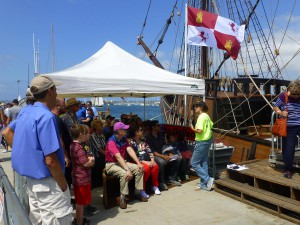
[3,75,73,225]
[75,101,86,122]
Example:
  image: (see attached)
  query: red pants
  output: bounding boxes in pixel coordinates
[142,162,159,189]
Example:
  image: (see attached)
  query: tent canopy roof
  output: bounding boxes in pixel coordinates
[43,41,204,98]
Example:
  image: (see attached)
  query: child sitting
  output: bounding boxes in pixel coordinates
[164,133,182,183]
[70,124,95,225]
[176,134,193,181]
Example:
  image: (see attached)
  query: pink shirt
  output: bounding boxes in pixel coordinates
[105,135,129,162]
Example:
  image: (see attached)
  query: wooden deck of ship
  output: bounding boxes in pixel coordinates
[215,159,300,224]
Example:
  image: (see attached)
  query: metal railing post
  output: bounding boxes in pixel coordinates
[0,166,32,225]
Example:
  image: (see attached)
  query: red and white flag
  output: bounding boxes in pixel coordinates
[187,6,245,60]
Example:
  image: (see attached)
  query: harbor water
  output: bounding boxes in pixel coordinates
[96,104,165,123]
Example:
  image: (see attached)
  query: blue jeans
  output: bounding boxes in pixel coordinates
[191,139,212,184]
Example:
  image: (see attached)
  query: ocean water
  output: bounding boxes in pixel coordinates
[96,104,165,123]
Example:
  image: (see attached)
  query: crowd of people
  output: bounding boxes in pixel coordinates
[1,75,219,225]
[0,99,22,154]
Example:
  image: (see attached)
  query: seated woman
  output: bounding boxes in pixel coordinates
[89,120,106,188]
[127,125,161,196]
[176,133,192,181]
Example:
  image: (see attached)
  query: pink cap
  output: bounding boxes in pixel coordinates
[113,122,129,131]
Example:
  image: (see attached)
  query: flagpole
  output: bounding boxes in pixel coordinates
[184,3,188,126]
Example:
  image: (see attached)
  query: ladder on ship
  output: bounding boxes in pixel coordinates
[219,98,248,134]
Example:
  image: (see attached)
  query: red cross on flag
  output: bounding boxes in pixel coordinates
[187,6,245,60]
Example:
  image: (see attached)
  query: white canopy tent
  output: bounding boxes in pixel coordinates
[43,41,205,98]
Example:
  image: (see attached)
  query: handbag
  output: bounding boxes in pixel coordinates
[272,93,288,137]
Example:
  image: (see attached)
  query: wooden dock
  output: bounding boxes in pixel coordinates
[214,159,300,224]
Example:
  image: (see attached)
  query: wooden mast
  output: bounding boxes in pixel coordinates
[201,0,210,79]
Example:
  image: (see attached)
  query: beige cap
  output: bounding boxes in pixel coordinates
[30,75,61,95]
[66,98,79,108]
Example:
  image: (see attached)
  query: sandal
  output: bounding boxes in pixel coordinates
[284,171,292,179]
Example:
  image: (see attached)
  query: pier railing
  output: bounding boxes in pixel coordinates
[0,166,32,225]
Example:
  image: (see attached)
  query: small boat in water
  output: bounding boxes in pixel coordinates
[91,97,104,107]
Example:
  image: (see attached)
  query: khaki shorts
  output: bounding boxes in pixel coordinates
[26,177,73,225]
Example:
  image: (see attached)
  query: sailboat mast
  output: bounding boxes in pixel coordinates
[33,33,40,77]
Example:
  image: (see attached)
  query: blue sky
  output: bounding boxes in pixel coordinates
[0,0,299,101]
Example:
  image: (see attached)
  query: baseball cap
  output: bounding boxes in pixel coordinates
[30,75,61,95]
[193,101,206,108]
[113,122,129,131]
[106,115,115,120]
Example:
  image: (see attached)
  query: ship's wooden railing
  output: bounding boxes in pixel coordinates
[205,78,291,97]
[205,79,219,97]
[232,78,290,96]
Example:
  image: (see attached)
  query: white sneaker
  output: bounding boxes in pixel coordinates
[152,186,161,195]
[2,150,8,153]
[140,190,149,199]
[206,177,214,191]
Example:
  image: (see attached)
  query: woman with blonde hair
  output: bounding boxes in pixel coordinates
[273,79,300,179]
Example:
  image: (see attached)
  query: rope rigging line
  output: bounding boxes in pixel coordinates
[139,0,153,37]
[261,0,279,52]
[169,0,184,71]
[217,93,279,139]
[277,0,296,51]
[213,74,288,136]
[232,80,259,135]
[153,1,178,56]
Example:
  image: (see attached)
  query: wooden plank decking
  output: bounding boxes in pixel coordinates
[215,159,300,224]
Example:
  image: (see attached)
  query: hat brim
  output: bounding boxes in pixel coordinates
[66,101,79,108]
[114,124,130,131]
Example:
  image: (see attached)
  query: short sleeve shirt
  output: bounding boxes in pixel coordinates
[61,111,80,136]
[105,135,129,162]
[274,92,300,126]
[195,113,213,141]
[128,138,153,161]
[7,106,22,121]
[145,133,166,154]
[10,102,64,179]
[70,142,90,187]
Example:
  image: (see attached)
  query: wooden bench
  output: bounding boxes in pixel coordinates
[102,168,120,209]
[102,168,137,209]
[102,168,198,209]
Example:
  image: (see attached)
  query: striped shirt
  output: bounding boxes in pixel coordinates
[274,92,300,126]
[70,142,91,187]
